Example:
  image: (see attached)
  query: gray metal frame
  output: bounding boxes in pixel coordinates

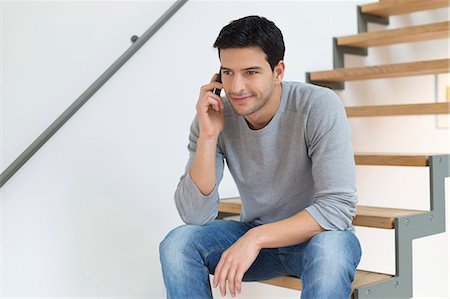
[0,0,188,188]
[332,37,368,69]
[354,155,449,299]
[356,6,389,33]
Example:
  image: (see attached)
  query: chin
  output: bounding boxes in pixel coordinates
[230,104,251,116]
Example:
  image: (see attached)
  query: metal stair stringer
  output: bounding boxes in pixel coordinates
[353,155,449,299]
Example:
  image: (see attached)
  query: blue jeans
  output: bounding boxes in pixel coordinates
[159,220,361,299]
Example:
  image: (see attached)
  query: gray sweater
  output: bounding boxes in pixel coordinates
[175,81,357,231]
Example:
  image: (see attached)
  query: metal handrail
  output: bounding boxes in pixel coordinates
[0,0,188,188]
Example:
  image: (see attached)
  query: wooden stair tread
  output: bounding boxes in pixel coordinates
[219,198,427,229]
[345,102,450,117]
[337,21,450,48]
[361,0,450,17]
[309,59,449,82]
[218,197,242,214]
[355,206,425,229]
[353,153,433,166]
[260,269,393,294]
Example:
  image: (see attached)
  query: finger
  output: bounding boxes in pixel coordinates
[215,258,230,297]
[219,266,229,297]
[228,266,237,297]
[206,96,220,112]
[205,92,223,112]
[201,82,223,94]
[210,72,219,83]
[235,269,244,294]
[203,91,221,103]
[198,95,220,113]
[213,269,219,288]
[209,92,224,110]
[213,257,224,288]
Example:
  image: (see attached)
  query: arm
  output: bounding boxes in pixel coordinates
[303,88,358,231]
[174,74,225,225]
[248,210,324,248]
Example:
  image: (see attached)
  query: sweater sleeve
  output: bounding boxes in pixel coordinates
[174,115,225,225]
[304,88,357,231]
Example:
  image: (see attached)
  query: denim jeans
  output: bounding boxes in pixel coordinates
[159,219,361,299]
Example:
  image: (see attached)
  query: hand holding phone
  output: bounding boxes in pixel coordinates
[195,71,225,139]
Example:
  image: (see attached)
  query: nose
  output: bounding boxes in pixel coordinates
[229,74,245,95]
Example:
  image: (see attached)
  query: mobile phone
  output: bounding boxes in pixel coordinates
[213,69,222,96]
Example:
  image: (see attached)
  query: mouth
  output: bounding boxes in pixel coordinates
[230,95,253,104]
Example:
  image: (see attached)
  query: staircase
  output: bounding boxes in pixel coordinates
[217,1,450,298]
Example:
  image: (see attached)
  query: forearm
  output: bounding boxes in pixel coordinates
[189,136,219,196]
[248,210,325,249]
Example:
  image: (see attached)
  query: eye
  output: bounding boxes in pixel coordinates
[247,71,258,75]
[222,70,232,76]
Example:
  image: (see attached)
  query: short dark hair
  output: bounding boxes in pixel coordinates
[213,16,285,71]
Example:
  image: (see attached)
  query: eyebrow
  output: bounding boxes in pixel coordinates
[221,66,263,71]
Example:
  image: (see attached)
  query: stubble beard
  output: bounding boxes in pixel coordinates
[228,81,276,117]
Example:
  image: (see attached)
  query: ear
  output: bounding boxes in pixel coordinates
[273,60,285,83]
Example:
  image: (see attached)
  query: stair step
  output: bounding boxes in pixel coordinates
[260,269,393,297]
[219,197,242,214]
[355,206,425,229]
[361,0,450,17]
[309,59,449,82]
[345,102,450,117]
[354,153,432,166]
[219,198,426,229]
[337,21,450,48]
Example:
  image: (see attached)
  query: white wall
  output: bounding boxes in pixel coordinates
[1,1,448,298]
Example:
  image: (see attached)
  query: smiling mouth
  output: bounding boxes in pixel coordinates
[230,95,253,103]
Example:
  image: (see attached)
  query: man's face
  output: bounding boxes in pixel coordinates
[219,47,283,118]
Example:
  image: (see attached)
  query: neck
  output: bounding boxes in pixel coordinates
[245,83,282,130]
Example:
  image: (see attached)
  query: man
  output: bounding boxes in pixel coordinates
[160,16,361,299]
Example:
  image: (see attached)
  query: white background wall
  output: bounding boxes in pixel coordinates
[1,0,449,298]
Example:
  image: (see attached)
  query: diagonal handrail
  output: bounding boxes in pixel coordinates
[0,0,188,188]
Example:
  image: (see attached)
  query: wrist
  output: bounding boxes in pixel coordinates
[247,226,266,250]
[198,135,219,145]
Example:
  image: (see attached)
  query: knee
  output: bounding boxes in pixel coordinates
[301,231,361,297]
[159,225,199,266]
[304,231,361,271]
